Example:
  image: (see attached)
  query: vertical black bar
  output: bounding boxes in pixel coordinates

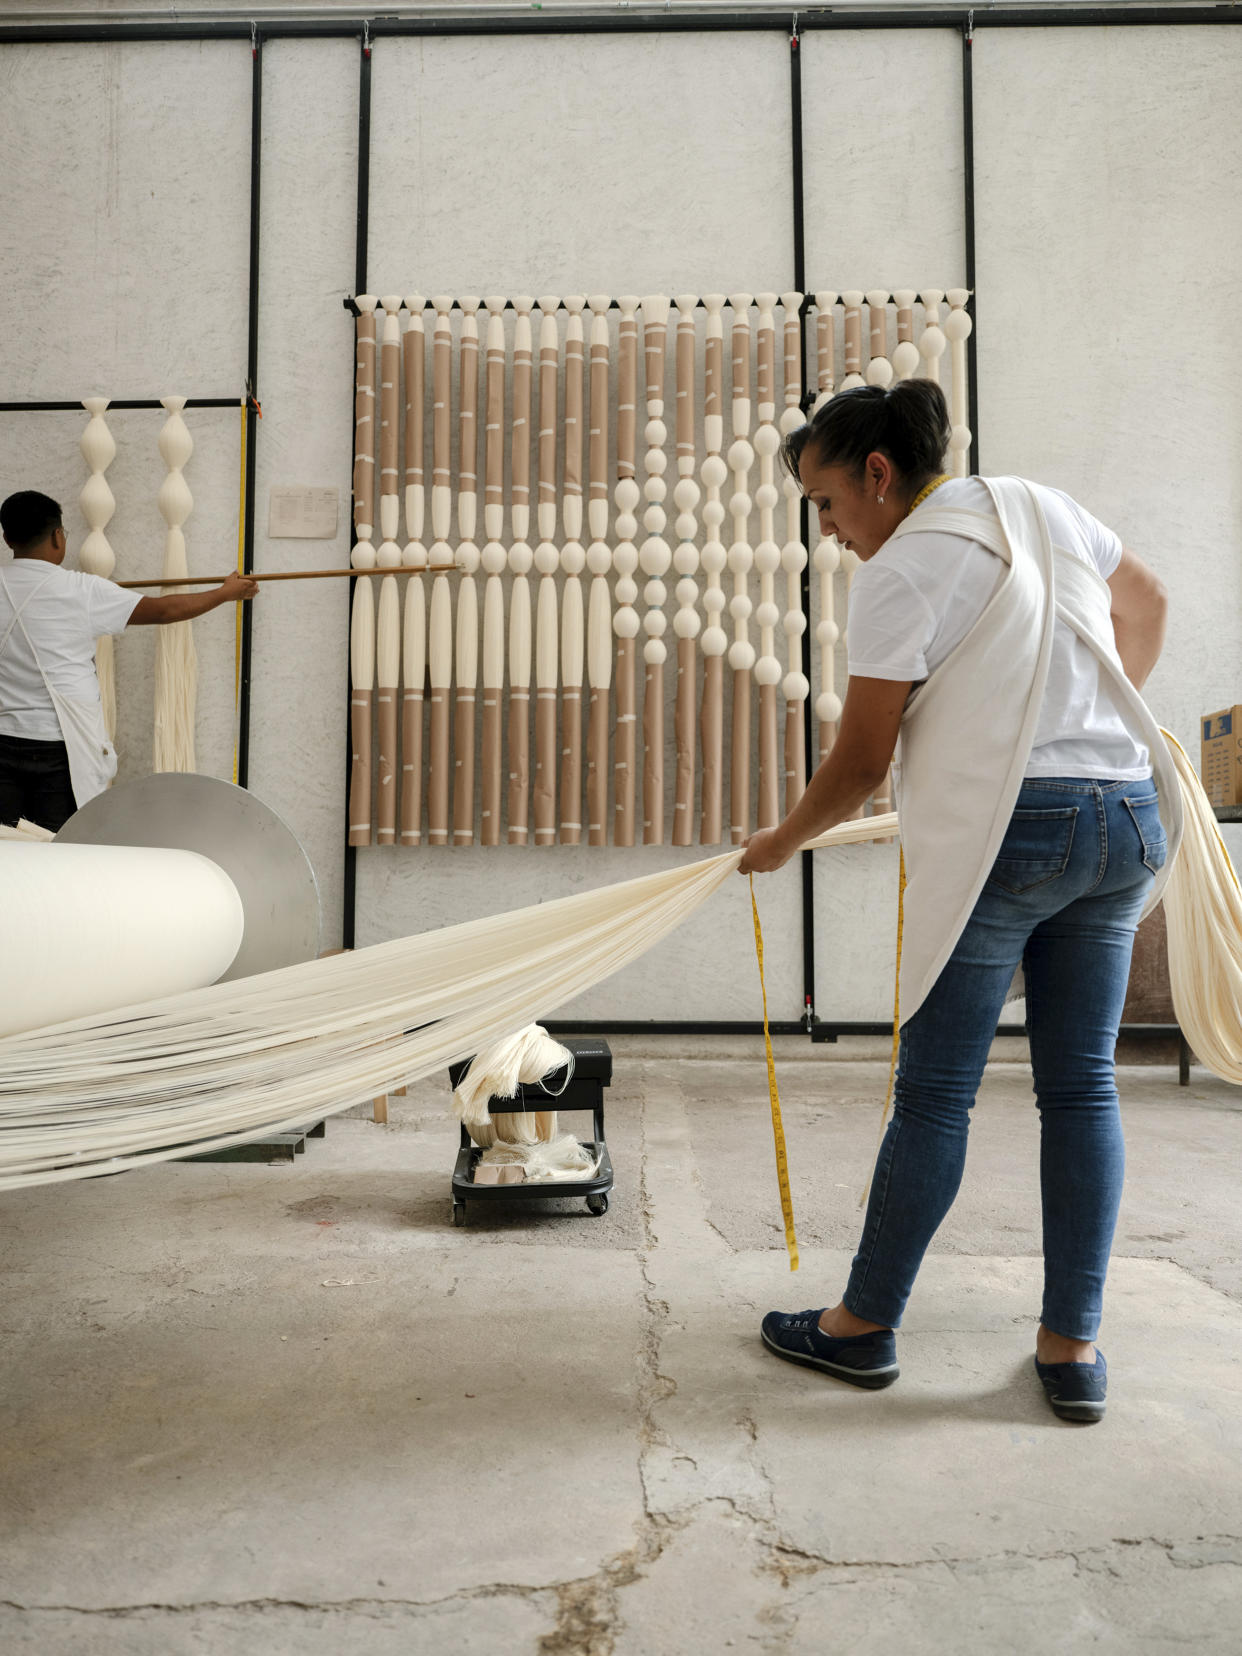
[355,32,372,296]
[962,16,980,475]
[237,28,262,790]
[343,30,372,952]
[790,17,816,1033]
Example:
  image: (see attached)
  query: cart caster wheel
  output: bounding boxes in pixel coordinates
[586,1193,609,1216]
[452,1201,466,1227]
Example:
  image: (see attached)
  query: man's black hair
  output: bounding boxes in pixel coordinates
[0,491,63,552]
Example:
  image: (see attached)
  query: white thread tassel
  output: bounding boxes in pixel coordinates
[152,397,198,773]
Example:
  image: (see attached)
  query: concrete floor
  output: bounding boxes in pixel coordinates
[1,1036,1240,1654]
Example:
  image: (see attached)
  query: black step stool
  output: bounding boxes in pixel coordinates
[447,1036,613,1226]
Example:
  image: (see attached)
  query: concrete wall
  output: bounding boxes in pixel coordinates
[2,17,1239,1023]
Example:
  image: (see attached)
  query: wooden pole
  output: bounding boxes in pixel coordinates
[114,567,459,589]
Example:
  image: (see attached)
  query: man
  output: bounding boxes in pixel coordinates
[0,489,258,831]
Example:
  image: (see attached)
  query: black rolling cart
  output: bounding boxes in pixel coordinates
[447,1036,613,1226]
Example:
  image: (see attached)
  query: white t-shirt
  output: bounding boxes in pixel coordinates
[0,560,140,741]
[845,477,1150,779]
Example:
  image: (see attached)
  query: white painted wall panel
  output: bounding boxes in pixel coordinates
[974,26,1242,760]
[800,28,965,288]
[0,42,250,397]
[368,34,793,296]
[248,39,358,948]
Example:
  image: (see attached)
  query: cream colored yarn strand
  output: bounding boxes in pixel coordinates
[0,814,889,1189]
[1161,728,1242,1082]
[1,730,1238,1190]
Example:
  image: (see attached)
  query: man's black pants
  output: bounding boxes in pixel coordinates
[0,732,77,832]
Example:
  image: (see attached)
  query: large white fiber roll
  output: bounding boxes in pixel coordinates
[0,844,243,1038]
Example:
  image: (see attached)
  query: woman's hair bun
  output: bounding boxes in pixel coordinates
[780,378,950,485]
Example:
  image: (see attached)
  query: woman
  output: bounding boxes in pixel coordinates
[738,381,1178,1423]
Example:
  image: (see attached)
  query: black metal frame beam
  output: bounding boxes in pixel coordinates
[342,26,372,953]
[0,398,241,413]
[789,18,818,1036]
[236,26,263,789]
[3,9,1239,45]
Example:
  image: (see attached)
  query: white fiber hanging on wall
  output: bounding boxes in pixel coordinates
[152,396,199,773]
[78,398,119,743]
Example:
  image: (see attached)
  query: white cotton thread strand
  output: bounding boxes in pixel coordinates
[727,291,755,846]
[639,294,672,845]
[778,291,809,813]
[612,295,642,846]
[698,293,729,846]
[813,289,836,412]
[0,811,898,1188]
[79,398,119,742]
[753,292,783,831]
[480,296,509,846]
[944,287,974,478]
[454,297,483,846]
[579,295,612,847]
[840,291,865,391]
[7,747,1235,1195]
[671,292,701,847]
[533,295,564,849]
[918,288,946,384]
[152,397,198,773]
[865,289,894,389]
[1161,729,1242,1085]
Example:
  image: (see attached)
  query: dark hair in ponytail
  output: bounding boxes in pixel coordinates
[780,380,951,490]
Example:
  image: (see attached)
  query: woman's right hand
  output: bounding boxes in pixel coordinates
[738,827,795,875]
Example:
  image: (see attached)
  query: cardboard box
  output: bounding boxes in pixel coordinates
[1201,706,1242,807]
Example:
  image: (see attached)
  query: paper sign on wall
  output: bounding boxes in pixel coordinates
[268,486,340,539]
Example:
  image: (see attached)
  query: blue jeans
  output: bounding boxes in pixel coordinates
[844,776,1167,1342]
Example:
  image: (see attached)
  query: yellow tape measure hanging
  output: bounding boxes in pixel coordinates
[749,875,799,1272]
[750,848,908,1257]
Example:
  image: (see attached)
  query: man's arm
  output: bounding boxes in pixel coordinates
[128,570,258,625]
[1107,546,1166,690]
[738,675,911,873]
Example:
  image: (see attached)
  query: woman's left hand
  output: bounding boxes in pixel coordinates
[738,827,795,875]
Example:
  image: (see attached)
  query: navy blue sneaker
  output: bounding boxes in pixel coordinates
[761,1308,899,1389]
[1035,1351,1107,1423]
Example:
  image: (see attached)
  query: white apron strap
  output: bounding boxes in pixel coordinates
[0,569,54,666]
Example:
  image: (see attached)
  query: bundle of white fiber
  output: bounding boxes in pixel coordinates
[152,529,198,774]
[1162,729,1242,1083]
[8,783,1238,1194]
[452,1023,574,1150]
[152,397,198,774]
[477,1134,601,1183]
[0,820,798,1187]
[0,819,55,842]
[452,1024,574,1127]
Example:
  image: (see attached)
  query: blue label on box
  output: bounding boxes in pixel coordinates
[1206,713,1234,740]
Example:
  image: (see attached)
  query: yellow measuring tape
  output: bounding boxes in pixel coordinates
[749,875,799,1271]
[750,848,909,1256]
